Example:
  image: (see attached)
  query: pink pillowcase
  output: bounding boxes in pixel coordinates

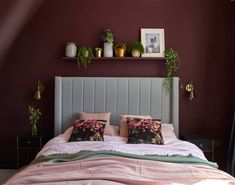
[119,115,152,137]
[161,123,177,139]
[79,112,111,135]
[79,112,111,124]
[102,125,119,136]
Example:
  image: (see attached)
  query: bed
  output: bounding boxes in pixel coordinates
[5,77,235,185]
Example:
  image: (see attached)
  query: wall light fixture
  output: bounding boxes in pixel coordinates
[34,81,45,100]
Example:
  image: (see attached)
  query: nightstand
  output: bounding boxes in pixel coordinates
[16,134,48,168]
[182,135,215,161]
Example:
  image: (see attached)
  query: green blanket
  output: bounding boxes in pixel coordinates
[31,150,218,168]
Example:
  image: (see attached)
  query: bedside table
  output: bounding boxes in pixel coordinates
[182,135,215,161]
[16,134,48,168]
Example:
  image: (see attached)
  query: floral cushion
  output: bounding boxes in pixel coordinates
[68,120,106,142]
[127,118,164,144]
[119,115,152,137]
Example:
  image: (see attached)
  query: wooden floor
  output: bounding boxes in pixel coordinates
[0,169,17,184]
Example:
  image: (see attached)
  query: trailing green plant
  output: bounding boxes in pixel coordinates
[164,48,179,92]
[128,41,144,54]
[100,29,114,43]
[77,46,94,68]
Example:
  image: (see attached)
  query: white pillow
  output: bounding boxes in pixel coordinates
[63,126,73,141]
[161,123,177,139]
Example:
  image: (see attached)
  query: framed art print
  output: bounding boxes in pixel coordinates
[141,28,165,57]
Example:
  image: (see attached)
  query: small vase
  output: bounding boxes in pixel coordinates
[132,50,141,57]
[95,48,102,57]
[32,124,37,136]
[65,42,77,57]
[103,42,113,57]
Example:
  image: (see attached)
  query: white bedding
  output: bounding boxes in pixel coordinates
[36,127,207,161]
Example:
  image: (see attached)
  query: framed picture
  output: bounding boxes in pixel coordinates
[141,28,165,57]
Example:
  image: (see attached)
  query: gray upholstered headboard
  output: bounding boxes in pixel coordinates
[54,77,179,137]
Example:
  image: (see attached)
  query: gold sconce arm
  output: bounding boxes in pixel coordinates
[181,81,195,100]
[34,81,45,100]
[185,81,195,100]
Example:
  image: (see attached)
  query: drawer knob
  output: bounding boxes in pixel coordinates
[199,144,203,147]
[27,141,31,144]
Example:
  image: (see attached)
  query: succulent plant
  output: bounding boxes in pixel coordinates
[100,29,114,43]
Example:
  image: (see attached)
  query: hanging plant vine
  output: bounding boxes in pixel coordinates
[164,48,179,92]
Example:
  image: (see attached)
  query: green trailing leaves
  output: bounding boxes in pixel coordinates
[77,46,94,69]
[164,48,179,92]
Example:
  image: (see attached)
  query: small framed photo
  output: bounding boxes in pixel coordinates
[141,28,165,57]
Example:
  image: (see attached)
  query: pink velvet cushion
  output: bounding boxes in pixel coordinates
[79,112,111,135]
[79,112,111,124]
[119,115,151,137]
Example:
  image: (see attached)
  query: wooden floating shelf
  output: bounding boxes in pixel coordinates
[62,57,166,61]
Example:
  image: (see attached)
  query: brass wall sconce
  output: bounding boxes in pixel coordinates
[34,81,45,100]
[185,81,195,100]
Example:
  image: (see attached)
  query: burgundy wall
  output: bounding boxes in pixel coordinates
[0,0,45,67]
[0,0,234,169]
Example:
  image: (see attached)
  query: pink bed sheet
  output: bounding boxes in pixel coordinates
[5,156,235,185]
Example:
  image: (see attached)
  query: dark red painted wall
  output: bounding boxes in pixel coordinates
[0,0,234,169]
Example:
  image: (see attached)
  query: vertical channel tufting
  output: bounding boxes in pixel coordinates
[127,78,129,115]
[138,78,140,115]
[83,78,95,113]
[55,77,179,137]
[149,79,152,116]
[94,78,96,113]
[92,78,95,113]
[54,76,62,136]
[94,78,105,113]
[139,78,151,116]
[72,77,84,121]
[128,78,139,115]
[62,78,73,132]
[106,78,117,124]
[105,78,107,113]
[116,78,128,121]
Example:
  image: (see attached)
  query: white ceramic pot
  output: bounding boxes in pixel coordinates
[132,50,141,57]
[65,42,77,57]
[103,42,113,57]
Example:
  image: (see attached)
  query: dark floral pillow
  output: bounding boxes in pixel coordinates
[127,118,164,144]
[68,120,106,142]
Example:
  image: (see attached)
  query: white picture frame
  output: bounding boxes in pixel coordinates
[141,28,165,57]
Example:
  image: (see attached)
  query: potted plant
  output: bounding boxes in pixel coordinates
[28,106,41,136]
[77,46,94,68]
[100,29,114,57]
[114,42,127,57]
[164,48,179,92]
[128,41,144,57]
